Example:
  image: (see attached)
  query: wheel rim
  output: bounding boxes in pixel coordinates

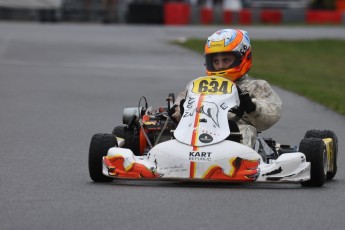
[322,148,327,176]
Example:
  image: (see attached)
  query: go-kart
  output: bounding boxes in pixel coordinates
[88,76,338,187]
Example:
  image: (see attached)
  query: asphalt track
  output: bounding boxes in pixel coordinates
[1,23,345,230]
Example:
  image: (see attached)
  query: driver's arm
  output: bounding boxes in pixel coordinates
[239,79,282,131]
[171,91,187,123]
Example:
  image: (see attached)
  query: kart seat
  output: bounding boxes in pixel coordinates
[227,120,242,143]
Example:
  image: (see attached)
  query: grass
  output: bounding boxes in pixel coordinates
[174,39,345,116]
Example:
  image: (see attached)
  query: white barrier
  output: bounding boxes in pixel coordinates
[0,0,62,9]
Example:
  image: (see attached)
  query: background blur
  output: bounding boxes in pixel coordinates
[1,2,345,230]
[0,0,344,24]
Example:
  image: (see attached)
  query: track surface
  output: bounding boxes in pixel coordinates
[1,23,344,230]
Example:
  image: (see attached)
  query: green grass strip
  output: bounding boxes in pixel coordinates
[174,39,345,116]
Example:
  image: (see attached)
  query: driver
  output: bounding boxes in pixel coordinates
[172,29,282,148]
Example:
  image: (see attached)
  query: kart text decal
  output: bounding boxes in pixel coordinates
[192,77,233,94]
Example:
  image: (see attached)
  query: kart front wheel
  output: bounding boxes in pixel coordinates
[299,138,327,187]
[304,129,338,180]
[88,133,118,182]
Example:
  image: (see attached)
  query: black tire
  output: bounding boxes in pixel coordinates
[299,138,327,187]
[112,125,140,155]
[88,133,118,182]
[305,129,338,180]
[112,125,127,138]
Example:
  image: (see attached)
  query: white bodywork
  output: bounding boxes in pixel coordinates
[105,139,310,182]
[103,76,310,183]
[174,77,240,146]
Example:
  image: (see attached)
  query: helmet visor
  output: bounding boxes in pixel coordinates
[205,52,241,72]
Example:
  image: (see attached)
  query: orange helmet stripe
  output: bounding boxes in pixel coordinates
[204,30,243,54]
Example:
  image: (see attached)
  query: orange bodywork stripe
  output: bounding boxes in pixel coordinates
[139,128,147,155]
[190,161,196,178]
[191,94,205,147]
[104,155,161,178]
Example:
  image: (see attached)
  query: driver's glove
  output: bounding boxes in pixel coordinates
[238,89,256,114]
[229,107,244,118]
[168,99,185,124]
[179,99,185,116]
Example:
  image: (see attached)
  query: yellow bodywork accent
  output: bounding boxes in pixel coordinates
[200,158,237,178]
[105,154,134,172]
[201,165,222,178]
[192,76,233,95]
[229,158,237,177]
[125,163,134,172]
[322,138,334,172]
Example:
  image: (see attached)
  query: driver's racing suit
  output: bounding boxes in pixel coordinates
[172,75,283,148]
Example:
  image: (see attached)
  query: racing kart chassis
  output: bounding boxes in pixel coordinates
[88,76,338,187]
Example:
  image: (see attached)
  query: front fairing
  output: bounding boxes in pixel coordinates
[174,76,240,146]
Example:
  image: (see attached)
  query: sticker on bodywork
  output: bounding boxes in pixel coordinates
[192,77,233,95]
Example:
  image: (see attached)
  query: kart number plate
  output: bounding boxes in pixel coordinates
[192,77,233,95]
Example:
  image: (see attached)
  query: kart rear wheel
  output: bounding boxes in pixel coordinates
[304,129,338,180]
[112,125,140,155]
[88,133,118,182]
[299,138,327,187]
